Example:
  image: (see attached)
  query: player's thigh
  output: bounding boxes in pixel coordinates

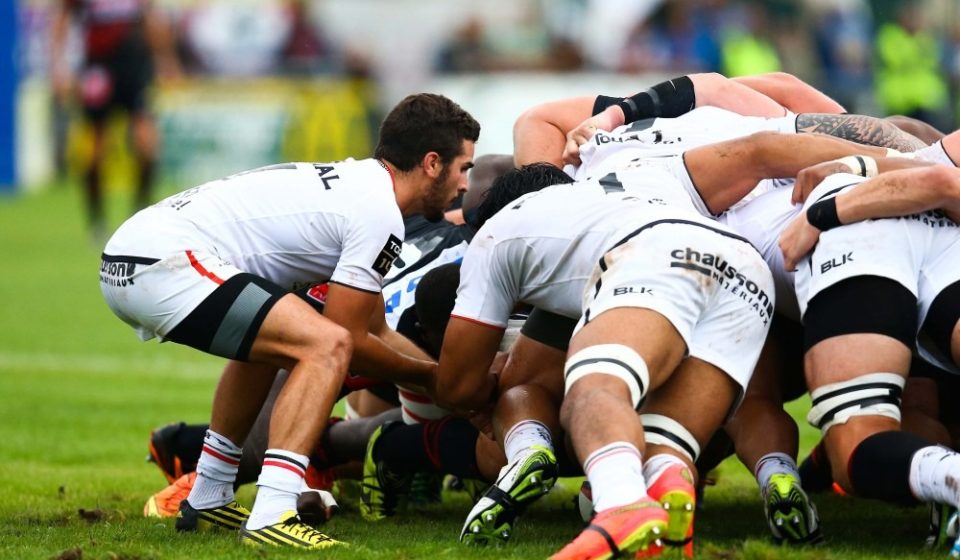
[641,356,739,448]
[499,333,567,403]
[248,293,350,369]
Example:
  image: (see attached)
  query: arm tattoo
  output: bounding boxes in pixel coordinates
[796,113,927,152]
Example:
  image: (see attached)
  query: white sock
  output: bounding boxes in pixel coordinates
[245,449,309,530]
[503,420,553,464]
[584,442,647,513]
[643,453,687,488]
[909,446,960,506]
[754,452,799,490]
[187,430,241,509]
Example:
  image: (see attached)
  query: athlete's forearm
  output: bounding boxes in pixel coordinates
[349,332,436,386]
[514,96,597,166]
[144,7,180,78]
[690,72,788,117]
[796,113,927,152]
[731,72,846,114]
[754,132,888,179]
[835,166,960,225]
[377,326,432,361]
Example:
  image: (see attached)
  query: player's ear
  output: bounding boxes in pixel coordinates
[422,152,443,178]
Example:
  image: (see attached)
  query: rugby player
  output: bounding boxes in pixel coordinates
[776,161,960,553]
[517,79,927,544]
[141,154,514,524]
[99,93,478,549]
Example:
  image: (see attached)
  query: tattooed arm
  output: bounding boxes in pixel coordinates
[796,113,927,152]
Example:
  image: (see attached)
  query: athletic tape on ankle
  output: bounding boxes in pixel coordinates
[807,372,904,433]
[564,344,649,409]
[640,414,700,462]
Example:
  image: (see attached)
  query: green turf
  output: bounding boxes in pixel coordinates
[0,186,949,559]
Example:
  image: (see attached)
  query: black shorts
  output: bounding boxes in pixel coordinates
[165,273,286,361]
[82,34,154,121]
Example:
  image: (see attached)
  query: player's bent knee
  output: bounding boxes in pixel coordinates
[304,322,352,365]
[807,373,905,435]
[641,414,700,463]
[564,344,649,410]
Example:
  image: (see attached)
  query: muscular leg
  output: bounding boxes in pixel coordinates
[725,318,802,472]
[459,334,566,544]
[805,333,911,493]
[186,293,351,528]
[641,357,738,479]
[562,308,685,502]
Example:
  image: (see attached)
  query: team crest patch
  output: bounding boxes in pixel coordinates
[372,234,403,276]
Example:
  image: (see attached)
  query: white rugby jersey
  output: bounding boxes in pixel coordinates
[452,166,700,327]
[105,158,403,293]
[913,140,958,167]
[569,106,797,182]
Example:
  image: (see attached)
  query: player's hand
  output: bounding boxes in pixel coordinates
[563,120,600,166]
[562,106,625,166]
[779,211,821,272]
[793,161,854,204]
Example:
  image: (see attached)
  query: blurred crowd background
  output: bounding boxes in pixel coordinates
[6,0,960,196]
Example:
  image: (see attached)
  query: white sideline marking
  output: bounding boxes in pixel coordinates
[0,351,220,377]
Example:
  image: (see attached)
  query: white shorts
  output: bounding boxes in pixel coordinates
[100,249,244,341]
[718,187,802,321]
[575,218,775,392]
[795,177,960,373]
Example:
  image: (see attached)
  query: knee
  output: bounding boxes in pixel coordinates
[564,344,650,410]
[303,323,353,369]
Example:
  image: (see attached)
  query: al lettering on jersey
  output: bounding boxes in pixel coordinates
[373,234,403,277]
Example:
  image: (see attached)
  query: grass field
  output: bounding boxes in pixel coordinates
[0,185,950,559]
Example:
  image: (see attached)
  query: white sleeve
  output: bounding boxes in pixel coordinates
[330,203,404,293]
[451,231,517,328]
[913,141,957,167]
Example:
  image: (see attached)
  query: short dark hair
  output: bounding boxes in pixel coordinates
[475,162,573,228]
[415,262,461,339]
[375,93,481,171]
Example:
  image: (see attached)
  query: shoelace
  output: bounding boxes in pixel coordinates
[285,519,332,543]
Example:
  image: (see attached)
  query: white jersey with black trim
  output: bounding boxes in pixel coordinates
[452,166,700,328]
[105,158,403,293]
[913,140,958,167]
[568,106,798,183]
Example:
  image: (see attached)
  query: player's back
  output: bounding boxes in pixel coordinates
[106,159,401,289]
[456,167,699,324]
[572,106,797,181]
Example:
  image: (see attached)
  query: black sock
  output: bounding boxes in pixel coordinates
[798,441,833,493]
[375,417,480,478]
[848,431,930,505]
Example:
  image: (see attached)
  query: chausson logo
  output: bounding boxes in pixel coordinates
[669,247,773,324]
[99,260,137,287]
